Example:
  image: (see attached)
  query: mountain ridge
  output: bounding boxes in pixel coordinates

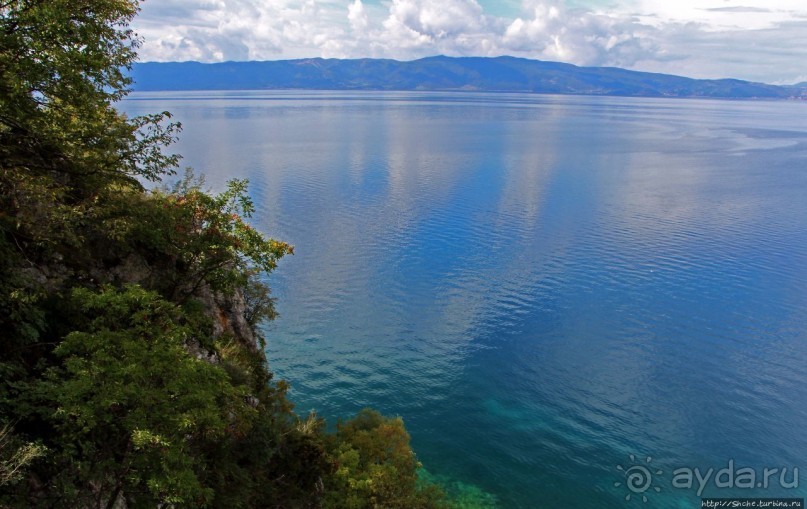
[130,55,807,99]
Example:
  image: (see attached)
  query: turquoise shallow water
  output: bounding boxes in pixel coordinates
[122,91,807,508]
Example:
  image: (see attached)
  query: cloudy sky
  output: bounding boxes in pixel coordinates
[133,0,807,84]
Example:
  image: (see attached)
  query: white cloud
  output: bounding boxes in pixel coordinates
[385,0,488,38]
[370,0,502,56]
[348,0,369,32]
[499,2,665,67]
[636,0,806,29]
[132,0,807,83]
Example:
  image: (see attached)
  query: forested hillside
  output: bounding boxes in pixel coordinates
[131,56,804,99]
[0,1,452,507]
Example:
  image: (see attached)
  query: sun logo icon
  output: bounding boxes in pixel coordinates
[614,454,663,503]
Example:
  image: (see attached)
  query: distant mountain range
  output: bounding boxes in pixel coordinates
[130,56,807,100]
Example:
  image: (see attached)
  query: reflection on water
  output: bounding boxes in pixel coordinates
[121,91,807,508]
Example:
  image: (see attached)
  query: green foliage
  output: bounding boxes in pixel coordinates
[323,409,449,509]
[38,285,253,507]
[0,0,180,184]
[132,172,293,300]
[0,1,454,508]
[0,424,46,486]
[0,0,180,361]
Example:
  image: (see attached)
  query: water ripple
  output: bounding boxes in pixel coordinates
[120,91,807,508]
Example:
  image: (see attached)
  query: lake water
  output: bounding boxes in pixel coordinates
[121,91,807,508]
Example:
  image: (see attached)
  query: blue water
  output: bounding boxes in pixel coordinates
[121,91,807,508]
